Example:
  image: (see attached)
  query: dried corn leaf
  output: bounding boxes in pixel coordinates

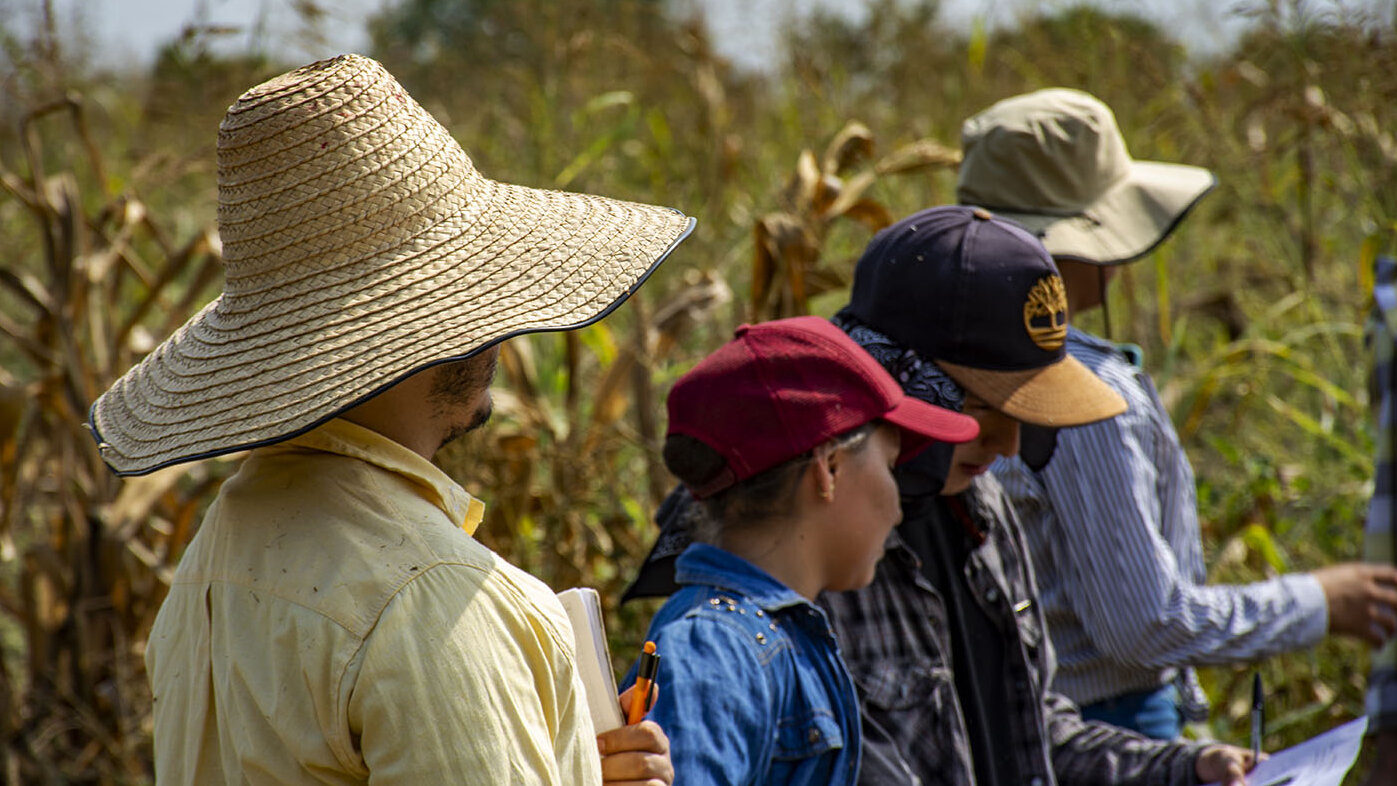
[785,150,822,214]
[821,121,874,176]
[499,340,542,414]
[585,349,637,438]
[874,138,962,175]
[751,219,779,320]
[804,265,852,299]
[100,465,189,541]
[651,271,732,358]
[823,170,878,222]
[841,199,895,232]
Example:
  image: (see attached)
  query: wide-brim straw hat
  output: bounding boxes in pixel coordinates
[89,54,694,476]
[956,88,1215,266]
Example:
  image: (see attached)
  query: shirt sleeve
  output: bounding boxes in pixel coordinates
[1038,387,1328,669]
[346,563,600,785]
[1043,690,1204,786]
[645,616,776,786]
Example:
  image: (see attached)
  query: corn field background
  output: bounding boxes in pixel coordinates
[1,0,1395,782]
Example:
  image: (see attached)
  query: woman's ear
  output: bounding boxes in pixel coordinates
[811,441,840,501]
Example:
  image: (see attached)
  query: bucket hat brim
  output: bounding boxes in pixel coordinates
[975,161,1215,266]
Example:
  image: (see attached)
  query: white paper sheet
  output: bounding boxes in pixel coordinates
[1203,716,1369,786]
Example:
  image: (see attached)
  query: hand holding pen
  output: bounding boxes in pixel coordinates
[596,641,669,785]
[1192,678,1265,786]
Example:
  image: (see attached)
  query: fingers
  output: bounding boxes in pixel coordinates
[1196,744,1260,786]
[1361,565,1397,645]
[598,721,674,785]
[598,752,673,786]
[1223,753,1249,786]
[597,720,670,757]
[1316,563,1397,645]
[616,683,660,721]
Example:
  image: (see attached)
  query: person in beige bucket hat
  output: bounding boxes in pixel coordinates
[93,54,692,784]
[975,88,1397,741]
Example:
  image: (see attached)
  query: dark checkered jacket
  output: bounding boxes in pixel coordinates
[820,475,1206,786]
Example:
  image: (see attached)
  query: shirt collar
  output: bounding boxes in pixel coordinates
[1067,325,1112,350]
[674,543,809,612]
[273,418,487,535]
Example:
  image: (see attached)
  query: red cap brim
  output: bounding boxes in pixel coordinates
[883,396,979,464]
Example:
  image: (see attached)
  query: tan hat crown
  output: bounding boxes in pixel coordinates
[216,55,480,295]
[958,88,1131,216]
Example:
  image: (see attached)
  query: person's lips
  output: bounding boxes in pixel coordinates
[958,462,989,477]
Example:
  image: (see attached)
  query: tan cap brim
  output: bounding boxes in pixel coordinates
[992,160,1216,266]
[937,355,1126,427]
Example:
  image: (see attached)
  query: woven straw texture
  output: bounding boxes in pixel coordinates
[90,54,693,476]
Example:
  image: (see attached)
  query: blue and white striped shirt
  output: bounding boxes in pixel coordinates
[992,327,1328,707]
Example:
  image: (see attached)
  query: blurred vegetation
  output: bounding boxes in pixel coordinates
[0,0,1393,781]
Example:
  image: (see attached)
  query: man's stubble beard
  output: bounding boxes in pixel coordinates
[429,351,500,450]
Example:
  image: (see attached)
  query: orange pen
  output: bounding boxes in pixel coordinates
[627,641,660,724]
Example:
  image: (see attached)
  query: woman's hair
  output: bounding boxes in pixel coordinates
[663,423,877,543]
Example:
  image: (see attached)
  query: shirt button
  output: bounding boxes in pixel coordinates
[808,728,821,743]
[986,588,1000,603]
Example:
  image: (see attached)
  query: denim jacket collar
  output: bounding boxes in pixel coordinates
[675,543,810,613]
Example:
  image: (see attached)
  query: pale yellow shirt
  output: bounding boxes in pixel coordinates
[146,418,602,785]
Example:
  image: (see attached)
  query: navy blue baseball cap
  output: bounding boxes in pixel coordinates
[845,205,1125,426]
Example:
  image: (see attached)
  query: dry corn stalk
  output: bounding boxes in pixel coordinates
[0,93,226,784]
[751,122,961,320]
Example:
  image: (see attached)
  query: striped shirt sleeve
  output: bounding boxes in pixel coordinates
[1034,346,1327,677]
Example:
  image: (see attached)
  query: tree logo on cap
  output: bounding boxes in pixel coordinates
[1023,275,1068,351]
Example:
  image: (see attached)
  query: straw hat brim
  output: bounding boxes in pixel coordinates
[90,180,694,476]
[937,355,1126,427]
[990,161,1216,266]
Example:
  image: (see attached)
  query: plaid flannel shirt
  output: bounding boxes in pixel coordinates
[820,475,1205,786]
[1366,254,1397,731]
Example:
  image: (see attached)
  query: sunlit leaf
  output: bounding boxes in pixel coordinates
[1240,523,1287,573]
[874,138,962,175]
[821,121,874,176]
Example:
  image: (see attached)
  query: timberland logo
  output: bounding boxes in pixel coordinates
[1023,275,1068,351]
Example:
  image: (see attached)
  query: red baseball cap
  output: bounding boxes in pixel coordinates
[666,316,980,498]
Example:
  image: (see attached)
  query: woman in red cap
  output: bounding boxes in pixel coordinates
[623,315,978,785]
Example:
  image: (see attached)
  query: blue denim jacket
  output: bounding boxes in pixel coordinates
[624,543,861,785]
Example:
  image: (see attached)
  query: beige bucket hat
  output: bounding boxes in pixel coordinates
[89,54,694,476]
[956,88,1215,265]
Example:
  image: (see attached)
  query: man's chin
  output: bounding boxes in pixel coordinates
[440,403,494,449]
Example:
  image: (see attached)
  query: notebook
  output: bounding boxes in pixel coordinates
[556,587,625,732]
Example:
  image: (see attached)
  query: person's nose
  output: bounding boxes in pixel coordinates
[983,416,1021,459]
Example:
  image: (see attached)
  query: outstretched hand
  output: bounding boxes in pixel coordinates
[1195,744,1260,786]
[596,685,672,786]
[1312,562,1397,645]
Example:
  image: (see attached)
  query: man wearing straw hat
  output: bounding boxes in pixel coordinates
[88,55,693,785]
[973,88,1397,740]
